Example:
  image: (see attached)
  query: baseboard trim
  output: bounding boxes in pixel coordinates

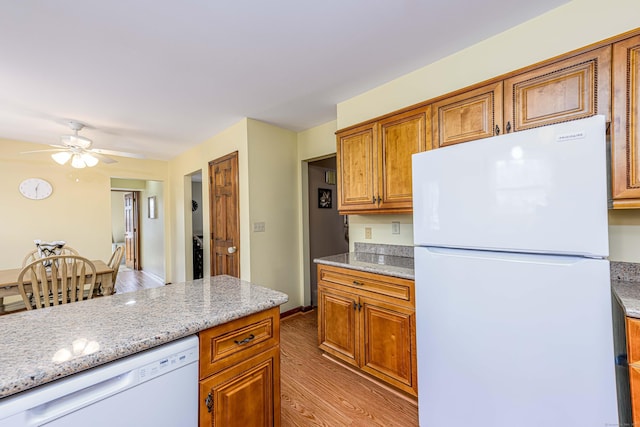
[280,305,314,319]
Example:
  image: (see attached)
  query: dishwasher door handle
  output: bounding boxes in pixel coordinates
[26,370,136,425]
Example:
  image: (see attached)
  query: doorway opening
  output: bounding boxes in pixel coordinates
[189,170,204,280]
[110,179,165,283]
[308,156,349,307]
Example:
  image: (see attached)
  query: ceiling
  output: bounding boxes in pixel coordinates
[0,0,568,161]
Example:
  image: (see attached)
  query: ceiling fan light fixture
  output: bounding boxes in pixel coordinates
[81,153,99,167]
[51,151,72,165]
[71,154,87,169]
[60,134,92,149]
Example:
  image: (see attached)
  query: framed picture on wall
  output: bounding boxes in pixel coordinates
[148,196,157,219]
[318,188,332,209]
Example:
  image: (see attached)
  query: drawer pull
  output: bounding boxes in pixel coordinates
[234,334,255,345]
[353,280,364,286]
[205,392,213,413]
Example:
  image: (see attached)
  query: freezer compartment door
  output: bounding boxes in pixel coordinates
[412,115,608,257]
[414,246,618,427]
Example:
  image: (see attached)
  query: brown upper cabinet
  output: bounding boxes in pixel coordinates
[611,34,640,208]
[504,45,611,132]
[432,82,503,147]
[336,106,431,214]
[336,28,640,211]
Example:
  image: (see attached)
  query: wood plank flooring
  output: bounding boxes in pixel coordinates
[280,311,418,427]
[114,268,164,294]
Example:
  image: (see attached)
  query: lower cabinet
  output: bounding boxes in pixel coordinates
[198,307,281,427]
[627,317,640,426]
[317,264,417,397]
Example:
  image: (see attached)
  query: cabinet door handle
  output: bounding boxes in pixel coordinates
[495,124,500,135]
[205,392,213,413]
[377,196,381,205]
[234,334,255,345]
[506,121,512,133]
[353,301,358,310]
[372,196,376,204]
[353,280,364,286]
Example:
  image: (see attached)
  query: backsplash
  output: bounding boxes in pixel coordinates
[611,261,640,282]
[353,242,413,258]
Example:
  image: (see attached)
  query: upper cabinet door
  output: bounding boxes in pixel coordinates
[432,82,503,147]
[504,46,611,133]
[611,35,640,206]
[378,106,431,210]
[337,123,377,211]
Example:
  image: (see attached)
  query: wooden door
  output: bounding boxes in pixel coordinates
[199,347,280,427]
[360,297,416,396]
[336,123,377,212]
[504,45,611,132]
[209,152,240,277]
[317,284,359,367]
[432,82,503,147]
[611,35,640,206]
[123,192,139,270]
[378,106,431,211]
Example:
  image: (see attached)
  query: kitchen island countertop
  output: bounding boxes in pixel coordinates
[0,275,288,399]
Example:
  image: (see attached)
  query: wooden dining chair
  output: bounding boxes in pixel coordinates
[17,255,97,310]
[22,246,79,267]
[96,246,124,296]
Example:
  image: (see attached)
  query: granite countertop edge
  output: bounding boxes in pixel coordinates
[314,252,415,280]
[0,275,288,399]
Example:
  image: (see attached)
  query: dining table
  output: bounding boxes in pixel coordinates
[0,260,115,304]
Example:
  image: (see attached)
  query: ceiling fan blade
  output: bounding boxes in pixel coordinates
[89,148,145,159]
[20,149,67,154]
[90,152,118,164]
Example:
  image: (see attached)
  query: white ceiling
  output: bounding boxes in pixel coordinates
[0,0,567,161]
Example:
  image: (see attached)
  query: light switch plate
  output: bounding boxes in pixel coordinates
[365,227,372,239]
[253,222,266,232]
[392,221,400,235]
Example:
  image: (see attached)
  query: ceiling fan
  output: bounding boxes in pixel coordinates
[21,121,145,168]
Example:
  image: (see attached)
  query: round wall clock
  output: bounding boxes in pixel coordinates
[19,178,53,200]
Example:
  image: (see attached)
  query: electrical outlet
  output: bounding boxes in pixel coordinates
[253,222,265,232]
[365,227,372,239]
[392,221,400,235]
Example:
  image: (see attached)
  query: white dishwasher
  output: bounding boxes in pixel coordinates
[0,335,199,427]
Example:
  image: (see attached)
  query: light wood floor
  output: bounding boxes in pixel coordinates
[114,267,165,294]
[280,311,419,427]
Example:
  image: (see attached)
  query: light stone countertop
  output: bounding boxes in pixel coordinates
[612,280,640,319]
[314,252,415,280]
[0,275,288,399]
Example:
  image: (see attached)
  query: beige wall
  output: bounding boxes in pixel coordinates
[333,0,640,262]
[140,180,165,279]
[0,139,167,270]
[247,120,299,311]
[167,119,301,312]
[168,119,250,283]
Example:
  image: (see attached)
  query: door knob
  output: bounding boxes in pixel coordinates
[227,246,237,254]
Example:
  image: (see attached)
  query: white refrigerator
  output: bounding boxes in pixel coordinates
[412,115,619,426]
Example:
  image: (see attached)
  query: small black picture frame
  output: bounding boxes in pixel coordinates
[318,188,332,209]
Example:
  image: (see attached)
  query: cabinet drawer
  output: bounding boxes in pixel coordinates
[628,317,640,363]
[199,307,280,379]
[318,264,414,304]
